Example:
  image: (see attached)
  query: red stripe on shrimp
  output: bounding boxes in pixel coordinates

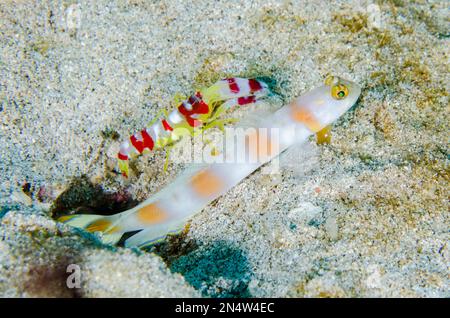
[194,94,209,114]
[141,129,154,150]
[237,96,256,105]
[161,119,173,131]
[178,92,210,127]
[177,106,197,127]
[226,78,240,94]
[130,134,145,153]
[130,130,154,153]
[248,79,262,93]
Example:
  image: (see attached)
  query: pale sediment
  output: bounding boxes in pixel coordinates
[0,0,448,297]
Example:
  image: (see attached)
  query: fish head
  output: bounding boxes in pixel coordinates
[291,75,361,130]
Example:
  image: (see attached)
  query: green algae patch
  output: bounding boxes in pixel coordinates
[101,127,121,141]
[31,38,52,56]
[333,12,368,33]
[400,58,431,84]
[258,6,306,30]
[192,52,237,89]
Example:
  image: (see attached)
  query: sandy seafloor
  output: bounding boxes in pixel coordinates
[0,0,448,297]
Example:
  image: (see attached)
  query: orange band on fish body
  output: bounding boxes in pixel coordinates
[190,169,224,197]
[246,130,279,162]
[137,203,169,224]
[290,103,323,133]
[86,219,119,234]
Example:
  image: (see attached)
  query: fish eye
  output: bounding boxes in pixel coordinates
[331,84,349,100]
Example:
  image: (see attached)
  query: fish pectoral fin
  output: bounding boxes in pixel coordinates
[124,224,170,248]
[124,218,189,248]
[316,125,332,145]
[100,232,124,245]
[58,213,123,245]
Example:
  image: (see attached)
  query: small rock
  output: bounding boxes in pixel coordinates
[10,191,32,206]
[324,216,339,241]
[288,202,322,225]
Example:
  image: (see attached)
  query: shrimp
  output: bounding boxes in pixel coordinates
[117,78,270,177]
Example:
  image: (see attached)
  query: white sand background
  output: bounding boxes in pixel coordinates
[0,0,448,297]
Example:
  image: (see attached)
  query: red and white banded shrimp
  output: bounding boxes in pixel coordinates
[117,78,270,177]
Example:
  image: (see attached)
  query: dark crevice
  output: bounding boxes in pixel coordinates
[50,175,139,219]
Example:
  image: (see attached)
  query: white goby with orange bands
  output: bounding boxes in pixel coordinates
[59,75,361,248]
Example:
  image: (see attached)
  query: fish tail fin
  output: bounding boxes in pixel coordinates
[58,214,123,245]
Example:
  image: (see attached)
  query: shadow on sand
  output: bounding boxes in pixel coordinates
[163,240,253,298]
